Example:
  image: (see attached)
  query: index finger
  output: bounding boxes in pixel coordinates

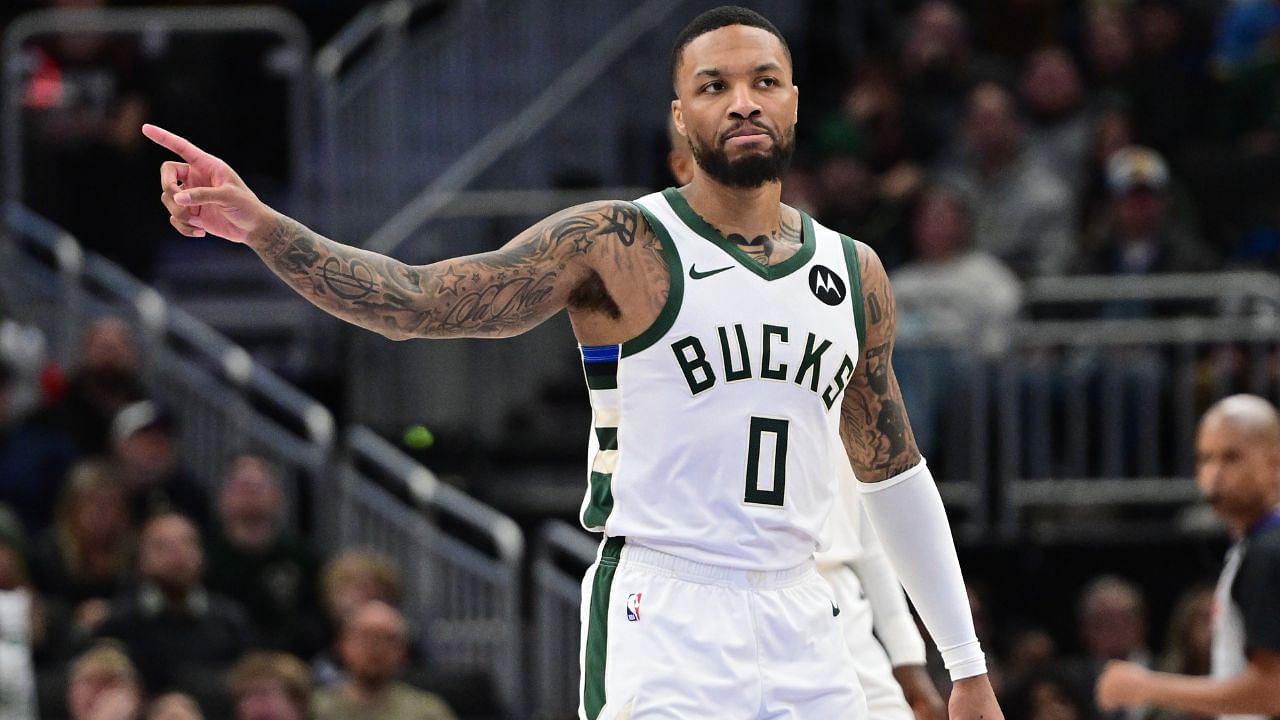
[141,124,206,163]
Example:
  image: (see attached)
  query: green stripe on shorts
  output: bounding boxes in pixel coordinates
[583,536,625,719]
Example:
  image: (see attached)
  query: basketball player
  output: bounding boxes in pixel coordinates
[668,118,946,720]
[1096,394,1280,719]
[144,7,1000,718]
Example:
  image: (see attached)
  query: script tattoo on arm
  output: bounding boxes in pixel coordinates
[839,243,922,482]
[251,201,645,340]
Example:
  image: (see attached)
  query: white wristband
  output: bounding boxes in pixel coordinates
[857,460,988,681]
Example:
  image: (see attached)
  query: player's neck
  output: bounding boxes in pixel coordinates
[681,177,783,238]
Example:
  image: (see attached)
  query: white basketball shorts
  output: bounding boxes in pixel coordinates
[821,564,915,720]
[578,537,868,720]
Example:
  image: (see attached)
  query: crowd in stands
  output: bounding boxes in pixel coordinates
[778,0,1280,328]
[937,576,1219,720]
[1,317,458,719]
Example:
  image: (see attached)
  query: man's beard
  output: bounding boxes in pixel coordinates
[689,124,795,189]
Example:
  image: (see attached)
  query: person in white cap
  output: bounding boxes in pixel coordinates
[1074,145,1215,277]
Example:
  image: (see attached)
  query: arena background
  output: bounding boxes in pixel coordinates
[2,0,1278,718]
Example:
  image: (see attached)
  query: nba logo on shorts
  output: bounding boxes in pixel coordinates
[626,593,643,622]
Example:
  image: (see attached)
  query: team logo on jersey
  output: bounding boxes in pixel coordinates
[808,265,846,305]
[626,593,643,621]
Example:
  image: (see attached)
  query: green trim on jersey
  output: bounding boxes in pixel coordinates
[661,187,816,281]
[839,234,867,353]
[583,536,625,720]
[582,471,615,529]
[621,204,685,358]
[594,426,618,451]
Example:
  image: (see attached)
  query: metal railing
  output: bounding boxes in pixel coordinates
[996,312,1280,540]
[336,426,525,717]
[1026,272,1280,313]
[0,203,334,521]
[1,204,528,715]
[531,520,599,720]
[2,6,311,206]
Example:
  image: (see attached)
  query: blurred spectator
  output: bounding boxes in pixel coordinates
[320,551,402,629]
[1074,146,1215,282]
[312,601,456,720]
[900,1,976,164]
[45,317,146,456]
[1142,585,1214,720]
[110,401,209,528]
[313,550,402,687]
[1022,47,1093,194]
[0,580,37,720]
[205,454,323,657]
[936,81,1076,277]
[1156,584,1214,678]
[0,504,29,591]
[1,358,80,536]
[1079,575,1152,665]
[890,186,1021,460]
[1210,0,1280,149]
[1080,102,1138,234]
[892,185,1022,333]
[1063,575,1152,720]
[1004,670,1093,720]
[974,0,1063,66]
[1002,627,1059,692]
[818,61,921,174]
[0,506,36,720]
[816,155,910,266]
[31,460,134,605]
[96,513,251,706]
[1128,0,1214,154]
[145,693,203,720]
[29,460,134,655]
[67,643,143,720]
[19,0,161,278]
[1084,3,1136,96]
[1211,0,1280,79]
[227,652,312,720]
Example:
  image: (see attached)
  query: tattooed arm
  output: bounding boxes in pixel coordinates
[143,124,643,341]
[248,203,639,340]
[839,242,922,482]
[842,242,1004,719]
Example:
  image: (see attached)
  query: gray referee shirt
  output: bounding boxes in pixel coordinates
[1212,517,1280,720]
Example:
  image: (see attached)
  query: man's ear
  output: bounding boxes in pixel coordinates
[793,84,800,125]
[672,99,686,137]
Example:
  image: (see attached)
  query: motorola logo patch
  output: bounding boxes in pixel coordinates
[808,265,846,305]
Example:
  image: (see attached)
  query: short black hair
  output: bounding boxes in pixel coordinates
[670,6,791,92]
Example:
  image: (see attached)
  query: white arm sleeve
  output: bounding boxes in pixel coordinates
[849,501,927,666]
[857,459,987,680]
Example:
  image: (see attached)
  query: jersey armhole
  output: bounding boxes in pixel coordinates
[619,204,684,358]
[838,234,867,353]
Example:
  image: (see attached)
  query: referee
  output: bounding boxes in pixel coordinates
[1097,394,1280,719]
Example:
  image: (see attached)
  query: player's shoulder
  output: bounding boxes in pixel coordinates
[552,200,655,244]
[529,200,656,259]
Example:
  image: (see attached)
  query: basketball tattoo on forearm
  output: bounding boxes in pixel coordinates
[253,201,655,340]
[840,244,922,481]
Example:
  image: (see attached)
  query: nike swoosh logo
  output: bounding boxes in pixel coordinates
[689,265,733,279]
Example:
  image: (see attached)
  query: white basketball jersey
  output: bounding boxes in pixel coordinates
[577,188,865,570]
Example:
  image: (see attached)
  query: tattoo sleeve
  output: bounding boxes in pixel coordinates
[249,201,644,340]
[839,243,923,481]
